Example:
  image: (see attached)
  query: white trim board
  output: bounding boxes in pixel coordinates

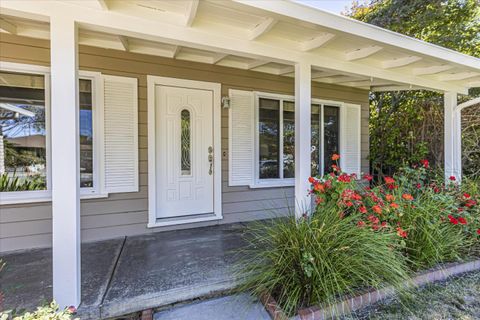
[147,76,222,228]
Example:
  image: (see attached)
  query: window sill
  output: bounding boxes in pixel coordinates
[249,180,295,189]
[0,191,109,205]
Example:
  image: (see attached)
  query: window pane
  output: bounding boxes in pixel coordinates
[180,109,191,175]
[0,71,47,192]
[324,106,340,173]
[259,98,280,179]
[311,104,320,177]
[79,79,94,188]
[283,101,295,178]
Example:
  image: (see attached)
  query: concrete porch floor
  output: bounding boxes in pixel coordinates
[0,223,248,319]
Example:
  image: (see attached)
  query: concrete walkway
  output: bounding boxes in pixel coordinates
[0,223,249,319]
[154,294,271,320]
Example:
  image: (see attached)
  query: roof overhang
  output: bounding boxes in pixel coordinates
[1,0,478,94]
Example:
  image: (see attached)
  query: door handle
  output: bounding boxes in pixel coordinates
[208,146,213,175]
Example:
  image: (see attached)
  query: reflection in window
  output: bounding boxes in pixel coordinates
[324,106,340,173]
[283,101,295,178]
[311,104,321,177]
[259,98,280,179]
[79,79,94,188]
[181,109,191,175]
[0,71,47,192]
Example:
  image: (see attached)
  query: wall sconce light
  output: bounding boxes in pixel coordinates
[221,96,231,109]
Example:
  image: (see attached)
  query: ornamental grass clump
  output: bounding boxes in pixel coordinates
[238,201,409,316]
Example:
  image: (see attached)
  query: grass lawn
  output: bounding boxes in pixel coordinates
[343,271,480,320]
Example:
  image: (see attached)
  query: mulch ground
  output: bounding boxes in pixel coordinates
[342,271,480,320]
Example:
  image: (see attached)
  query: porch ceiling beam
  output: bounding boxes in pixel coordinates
[0,17,17,34]
[277,66,294,75]
[438,72,479,81]
[171,46,181,58]
[345,45,383,61]
[211,53,228,64]
[371,85,425,92]
[412,65,453,75]
[468,80,480,88]
[0,0,469,94]
[311,71,341,79]
[249,17,276,40]
[97,0,109,10]
[382,56,422,69]
[184,0,199,27]
[247,60,270,69]
[118,35,129,51]
[300,33,335,51]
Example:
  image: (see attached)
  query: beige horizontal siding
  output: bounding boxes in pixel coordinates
[0,34,369,253]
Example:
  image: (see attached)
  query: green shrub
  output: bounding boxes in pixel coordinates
[0,174,45,192]
[238,202,409,316]
[0,302,77,320]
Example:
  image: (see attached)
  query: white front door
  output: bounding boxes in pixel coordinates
[155,85,214,218]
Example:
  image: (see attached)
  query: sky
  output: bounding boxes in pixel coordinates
[297,0,356,15]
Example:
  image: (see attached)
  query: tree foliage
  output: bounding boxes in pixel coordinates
[346,0,480,178]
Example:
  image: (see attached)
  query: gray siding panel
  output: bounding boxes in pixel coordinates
[0,34,369,253]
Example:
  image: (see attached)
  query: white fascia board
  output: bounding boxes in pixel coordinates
[236,0,480,71]
[0,0,469,94]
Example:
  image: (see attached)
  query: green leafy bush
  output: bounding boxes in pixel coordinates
[238,202,409,316]
[0,302,77,320]
[0,174,45,192]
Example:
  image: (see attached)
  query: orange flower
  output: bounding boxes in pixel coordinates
[385,194,395,202]
[331,153,340,161]
[314,183,325,192]
[384,177,395,185]
[372,205,382,214]
[402,193,414,201]
[390,203,399,209]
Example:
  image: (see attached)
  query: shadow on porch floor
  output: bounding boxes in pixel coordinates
[0,223,248,319]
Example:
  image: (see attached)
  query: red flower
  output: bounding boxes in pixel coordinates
[372,205,382,214]
[363,174,373,181]
[308,177,315,184]
[357,221,366,228]
[314,183,325,192]
[345,201,354,207]
[434,187,440,193]
[384,176,395,185]
[449,217,459,225]
[420,159,429,168]
[331,153,340,161]
[465,200,477,208]
[337,174,351,183]
[463,193,471,199]
[381,221,388,228]
[385,194,395,202]
[477,229,480,235]
[458,217,467,225]
[416,183,422,189]
[67,306,77,314]
[396,227,407,238]
[449,176,456,181]
[402,193,414,201]
[359,206,367,214]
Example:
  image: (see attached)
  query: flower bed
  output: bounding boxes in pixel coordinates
[239,155,480,318]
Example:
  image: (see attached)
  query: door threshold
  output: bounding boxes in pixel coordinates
[148,213,222,228]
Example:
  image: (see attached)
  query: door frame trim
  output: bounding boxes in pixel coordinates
[147,75,222,228]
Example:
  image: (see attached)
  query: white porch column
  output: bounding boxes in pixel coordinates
[294,62,311,218]
[50,15,81,308]
[444,91,462,182]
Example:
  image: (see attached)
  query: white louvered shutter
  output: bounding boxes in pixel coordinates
[103,75,139,193]
[228,89,255,186]
[340,103,362,177]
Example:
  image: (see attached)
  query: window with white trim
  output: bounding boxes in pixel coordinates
[0,63,104,202]
[255,93,340,186]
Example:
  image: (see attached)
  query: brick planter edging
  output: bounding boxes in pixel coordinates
[261,259,480,320]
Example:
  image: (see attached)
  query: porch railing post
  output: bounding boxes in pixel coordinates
[50,15,81,308]
[444,91,461,182]
[294,62,311,218]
